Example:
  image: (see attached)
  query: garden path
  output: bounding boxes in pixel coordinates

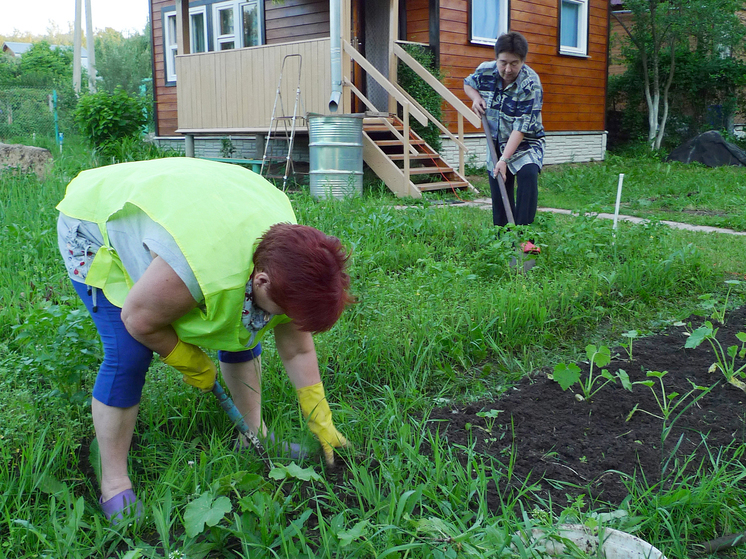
[428,198,746,236]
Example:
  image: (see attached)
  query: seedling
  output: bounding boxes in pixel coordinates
[552,344,633,401]
[476,409,503,432]
[620,330,639,361]
[685,321,746,392]
[634,371,708,422]
[627,370,713,475]
[697,280,743,324]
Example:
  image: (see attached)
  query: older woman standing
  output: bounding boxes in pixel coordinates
[56,157,354,522]
[464,31,545,254]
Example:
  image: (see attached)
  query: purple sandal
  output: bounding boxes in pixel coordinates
[99,489,143,524]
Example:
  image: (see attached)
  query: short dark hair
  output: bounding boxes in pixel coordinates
[494,32,529,60]
[253,223,354,333]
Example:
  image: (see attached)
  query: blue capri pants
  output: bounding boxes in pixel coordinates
[72,281,262,408]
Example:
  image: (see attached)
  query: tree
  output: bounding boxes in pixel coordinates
[613,0,745,150]
[17,41,75,87]
[94,26,152,96]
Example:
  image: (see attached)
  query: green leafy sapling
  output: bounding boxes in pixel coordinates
[476,409,503,433]
[685,321,746,392]
[553,344,633,401]
[620,330,639,361]
[635,371,709,422]
[697,280,742,324]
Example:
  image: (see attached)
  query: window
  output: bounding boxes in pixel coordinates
[213,1,264,51]
[191,7,208,54]
[559,0,588,56]
[164,6,210,83]
[165,12,178,82]
[241,2,262,48]
[470,0,509,46]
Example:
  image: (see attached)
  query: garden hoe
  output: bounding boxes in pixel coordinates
[481,114,536,272]
[212,383,275,471]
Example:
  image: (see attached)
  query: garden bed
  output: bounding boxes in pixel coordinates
[428,306,746,510]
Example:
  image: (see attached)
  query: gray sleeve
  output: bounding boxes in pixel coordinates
[106,205,204,303]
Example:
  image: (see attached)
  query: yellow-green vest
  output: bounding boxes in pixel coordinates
[56,157,296,351]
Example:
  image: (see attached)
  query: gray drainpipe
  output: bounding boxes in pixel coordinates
[328,0,342,112]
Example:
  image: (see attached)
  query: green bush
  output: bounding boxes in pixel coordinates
[398,44,443,152]
[74,86,147,148]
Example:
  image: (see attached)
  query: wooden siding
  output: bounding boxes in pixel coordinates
[265,0,330,44]
[405,0,430,44]
[608,11,632,77]
[176,38,332,130]
[152,0,177,135]
[435,0,609,134]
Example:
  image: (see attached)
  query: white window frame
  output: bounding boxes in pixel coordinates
[213,1,239,50]
[164,6,210,83]
[470,0,509,47]
[559,0,589,56]
[240,1,264,48]
[212,0,264,51]
[164,11,178,82]
[190,6,208,54]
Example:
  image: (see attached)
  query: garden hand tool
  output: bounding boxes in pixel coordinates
[161,339,217,391]
[481,114,536,272]
[212,382,275,471]
[297,382,348,466]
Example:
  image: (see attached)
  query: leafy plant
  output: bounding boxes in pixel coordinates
[620,329,639,361]
[553,344,633,401]
[74,86,147,148]
[631,371,709,424]
[476,408,503,433]
[220,136,236,158]
[626,370,712,476]
[685,321,746,392]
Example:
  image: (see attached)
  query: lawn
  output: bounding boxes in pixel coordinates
[1,142,745,558]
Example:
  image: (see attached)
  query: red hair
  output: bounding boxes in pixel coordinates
[253,223,354,332]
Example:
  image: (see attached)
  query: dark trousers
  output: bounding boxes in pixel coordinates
[488,163,540,227]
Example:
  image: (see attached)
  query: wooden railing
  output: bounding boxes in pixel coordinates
[393,43,480,178]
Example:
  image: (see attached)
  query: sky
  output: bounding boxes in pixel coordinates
[0,0,150,37]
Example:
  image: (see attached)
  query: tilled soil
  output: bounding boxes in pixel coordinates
[427,306,746,510]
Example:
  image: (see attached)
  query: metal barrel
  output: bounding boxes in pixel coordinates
[308,113,365,199]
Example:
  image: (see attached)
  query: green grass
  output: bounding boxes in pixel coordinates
[538,153,746,231]
[1,139,745,557]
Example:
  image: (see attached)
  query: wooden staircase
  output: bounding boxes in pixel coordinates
[362,115,475,198]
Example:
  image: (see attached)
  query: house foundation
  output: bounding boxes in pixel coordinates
[439,130,608,171]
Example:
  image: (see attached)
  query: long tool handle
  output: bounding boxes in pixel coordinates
[481,114,516,226]
[212,383,275,471]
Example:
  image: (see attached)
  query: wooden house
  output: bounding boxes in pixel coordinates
[149,0,609,197]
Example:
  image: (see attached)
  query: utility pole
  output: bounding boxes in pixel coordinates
[73,0,82,93]
[85,0,97,92]
[73,0,97,94]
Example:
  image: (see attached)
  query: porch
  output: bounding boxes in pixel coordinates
[169,0,479,198]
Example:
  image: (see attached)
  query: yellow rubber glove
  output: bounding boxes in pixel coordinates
[297,382,348,465]
[161,339,217,392]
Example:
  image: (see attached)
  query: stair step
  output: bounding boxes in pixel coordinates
[364,124,406,132]
[407,166,453,175]
[416,181,470,192]
[388,153,439,161]
[375,139,426,147]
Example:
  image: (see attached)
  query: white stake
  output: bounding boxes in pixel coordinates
[613,173,625,231]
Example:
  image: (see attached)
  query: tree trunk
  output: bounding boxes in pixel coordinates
[654,39,676,150]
